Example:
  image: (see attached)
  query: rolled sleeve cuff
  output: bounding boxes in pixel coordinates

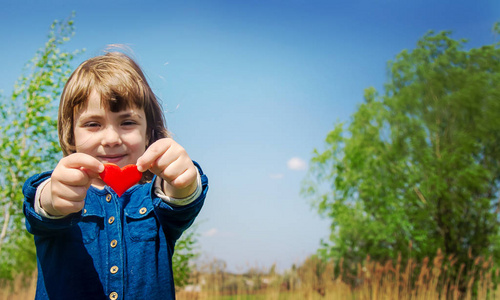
[153,171,202,206]
[34,178,66,219]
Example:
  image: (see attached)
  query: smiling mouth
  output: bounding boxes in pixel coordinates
[99,155,126,164]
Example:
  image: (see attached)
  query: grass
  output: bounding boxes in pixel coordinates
[0,271,36,300]
[177,249,500,300]
[2,249,500,299]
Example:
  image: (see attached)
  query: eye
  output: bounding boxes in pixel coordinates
[84,122,101,128]
[122,120,137,126]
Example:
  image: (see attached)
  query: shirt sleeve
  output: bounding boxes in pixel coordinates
[151,161,208,242]
[23,171,82,236]
[34,178,66,219]
[153,171,202,206]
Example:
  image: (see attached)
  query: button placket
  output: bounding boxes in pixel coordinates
[109,291,118,300]
[104,193,123,298]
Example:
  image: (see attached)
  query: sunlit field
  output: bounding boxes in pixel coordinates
[3,249,499,300]
[176,250,500,300]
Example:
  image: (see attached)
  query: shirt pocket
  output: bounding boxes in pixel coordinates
[125,205,159,241]
[65,214,103,244]
[77,215,103,244]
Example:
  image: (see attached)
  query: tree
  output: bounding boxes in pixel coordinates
[173,223,200,289]
[0,13,83,279]
[303,24,500,281]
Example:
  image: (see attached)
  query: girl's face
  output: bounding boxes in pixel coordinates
[73,90,148,169]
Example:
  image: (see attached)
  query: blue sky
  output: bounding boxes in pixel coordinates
[1,0,498,272]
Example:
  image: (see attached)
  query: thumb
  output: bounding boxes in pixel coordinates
[83,167,103,180]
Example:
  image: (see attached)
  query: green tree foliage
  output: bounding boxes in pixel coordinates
[173,224,200,289]
[0,14,82,279]
[303,24,500,280]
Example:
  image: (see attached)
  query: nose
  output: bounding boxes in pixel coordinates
[101,125,122,147]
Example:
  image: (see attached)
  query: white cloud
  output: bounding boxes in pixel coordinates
[269,173,284,179]
[202,228,236,238]
[203,228,218,237]
[287,157,307,171]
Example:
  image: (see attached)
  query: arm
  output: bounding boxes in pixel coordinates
[23,172,81,235]
[136,138,208,241]
[151,161,208,241]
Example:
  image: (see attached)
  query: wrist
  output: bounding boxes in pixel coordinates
[39,180,65,217]
[154,171,202,206]
[162,178,198,199]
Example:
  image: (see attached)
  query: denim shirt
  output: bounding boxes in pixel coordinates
[23,162,208,300]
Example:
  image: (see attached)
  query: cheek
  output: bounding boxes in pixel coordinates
[126,131,148,150]
[73,129,98,152]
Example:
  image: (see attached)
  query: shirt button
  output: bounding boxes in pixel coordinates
[139,207,147,214]
[83,209,87,214]
[110,266,119,274]
[108,216,115,224]
[106,194,112,202]
[110,239,118,248]
[109,292,118,300]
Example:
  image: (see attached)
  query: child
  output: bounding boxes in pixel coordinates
[23,51,208,299]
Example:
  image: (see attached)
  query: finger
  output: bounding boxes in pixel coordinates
[159,156,187,180]
[168,165,198,190]
[161,156,195,182]
[82,168,102,180]
[52,197,85,215]
[62,153,104,174]
[137,138,173,172]
[149,147,179,176]
[53,184,89,202]
[55,168,94,187]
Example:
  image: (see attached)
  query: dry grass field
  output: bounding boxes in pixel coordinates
[175,251,500,300]
[2,250,500,300]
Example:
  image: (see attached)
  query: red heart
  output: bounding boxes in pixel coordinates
[99,164,142,197]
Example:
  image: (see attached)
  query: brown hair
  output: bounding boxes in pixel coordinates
[58,51,169,180]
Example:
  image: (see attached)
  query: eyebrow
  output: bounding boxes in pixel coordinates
[74,112,103,123]
[77,110,143,119]
[118,111,144,119]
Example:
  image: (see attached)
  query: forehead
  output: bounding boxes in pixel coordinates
[75,90,145,118]
[82,90,103,111]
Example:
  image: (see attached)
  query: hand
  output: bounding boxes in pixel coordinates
[137,138,198,198]
[41,153,104,216]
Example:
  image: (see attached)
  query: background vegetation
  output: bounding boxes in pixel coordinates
[0,14,80,280]
[303,22,500,292]
[1,14,500,300]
